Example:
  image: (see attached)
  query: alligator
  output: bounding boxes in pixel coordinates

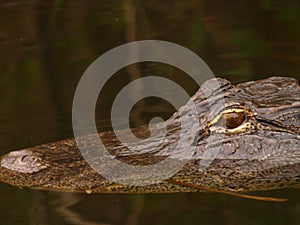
[0,76,299,199]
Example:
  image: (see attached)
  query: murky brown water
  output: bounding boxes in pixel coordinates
[0,1,300,225]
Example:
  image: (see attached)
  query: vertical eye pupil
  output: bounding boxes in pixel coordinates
[222,112,245,129]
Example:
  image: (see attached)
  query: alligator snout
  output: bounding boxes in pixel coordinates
[1,150,48,174]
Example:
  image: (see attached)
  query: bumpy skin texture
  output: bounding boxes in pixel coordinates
[0,76,299,193]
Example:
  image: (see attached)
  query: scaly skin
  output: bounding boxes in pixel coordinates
[0,76,299,194]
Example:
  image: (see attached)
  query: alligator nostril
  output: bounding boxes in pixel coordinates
[21,155,28,162]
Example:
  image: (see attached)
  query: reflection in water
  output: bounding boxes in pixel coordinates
[55,193,110,225]
[29,191,147,225]
[29,191,49,225]
[124,196,145,225]
[123,0,145,128]
[29,192,106,225]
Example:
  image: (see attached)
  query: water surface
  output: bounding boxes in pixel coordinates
[0,1,300,224]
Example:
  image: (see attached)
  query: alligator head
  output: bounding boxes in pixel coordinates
[174,76,300,192]
[0,76,299,194]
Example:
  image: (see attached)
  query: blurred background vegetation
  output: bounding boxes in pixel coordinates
[0,0,299,224]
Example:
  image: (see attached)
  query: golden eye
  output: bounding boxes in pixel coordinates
[221,111,246,129]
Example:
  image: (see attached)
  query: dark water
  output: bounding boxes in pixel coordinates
[0,0,300,224]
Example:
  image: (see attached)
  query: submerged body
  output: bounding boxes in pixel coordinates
[0,76,299,194]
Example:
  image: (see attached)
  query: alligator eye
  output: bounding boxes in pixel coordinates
[221,111,246,129]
